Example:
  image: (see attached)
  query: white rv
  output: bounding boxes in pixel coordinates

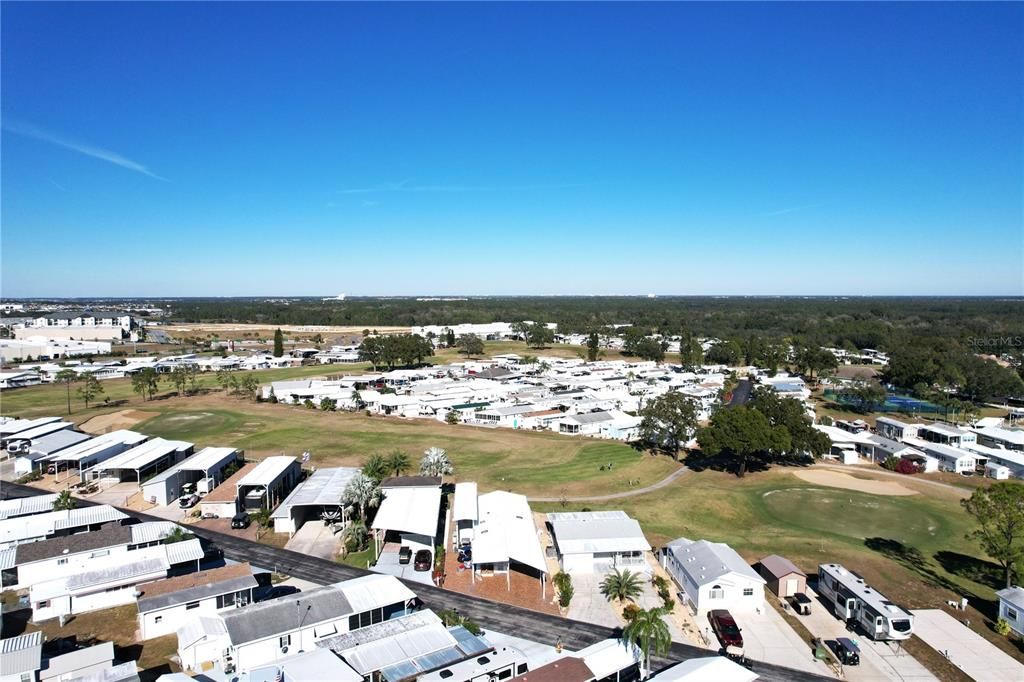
[817,563,913,641]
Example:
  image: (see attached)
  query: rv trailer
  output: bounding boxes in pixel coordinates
[817,563,913,641]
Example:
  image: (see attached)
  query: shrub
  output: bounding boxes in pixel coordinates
[995,618,1012,636]
[895,458,919,475]
[882,455,899,471]
[622,604,642,623]
[553,571,574,608]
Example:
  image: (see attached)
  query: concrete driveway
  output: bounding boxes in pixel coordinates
[911,609,1024,681]
[566,573,621,628]
[731,608,832,677]
[284,519,341,560]
[799,587,936,682]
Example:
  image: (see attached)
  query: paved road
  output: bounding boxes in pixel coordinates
[728,378,753,407]
[529,466,689,503]
[1,481,831,682]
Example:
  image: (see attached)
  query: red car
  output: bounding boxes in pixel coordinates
[708,609,743,650]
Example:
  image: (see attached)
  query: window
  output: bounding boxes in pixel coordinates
[89,550,109,559]
[155,616,163,624]
[37,600,49,608]
[1007,607,1019,622]
[279,634,291,649]
[517,664,528,675]
[186,601,200,610]
[20,673,32,682]
[57,558,68,565]
[710,585,724,599]
[743,588,754,596]
[497,669,513,680]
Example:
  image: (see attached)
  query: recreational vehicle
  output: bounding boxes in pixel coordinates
[817,563,913,641]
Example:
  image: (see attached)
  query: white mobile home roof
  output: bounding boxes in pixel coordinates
[651,657,758,682]
[88,437,192,473]
[964,442,1024,468]
[547,510,651,555]
[0,416,61,437]
[38,642,114,681]
[0,505,129,546]
[452,482,478,522]
[665,537,766,587]
[974,426,1024,447]
[271,466,359,519]
[3,420,73,442]
[0,493,60,520]
[27,429,91,456]
[372,486,441,537]
[50,430,148,462]
[0,631,42,677]
[143,446,239,486]
[336,573,417,612]
[472,490,547,573]
[237,455,297,487]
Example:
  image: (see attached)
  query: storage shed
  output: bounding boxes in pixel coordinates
[756,554,807,598]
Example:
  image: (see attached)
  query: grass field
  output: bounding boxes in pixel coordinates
[131,395,678,497]
[535,466,1024,664]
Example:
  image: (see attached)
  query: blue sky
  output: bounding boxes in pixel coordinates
[2,2,1021,297]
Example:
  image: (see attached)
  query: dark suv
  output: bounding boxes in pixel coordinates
[708,609,743,650]
[230,512,251,529]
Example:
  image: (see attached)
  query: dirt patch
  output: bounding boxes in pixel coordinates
[79,409,158,434]
[792,469,918,496]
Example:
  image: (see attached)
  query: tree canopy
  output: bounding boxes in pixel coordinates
[961,482,1024,588]
[697,405,791,477]
[638,393,699,456]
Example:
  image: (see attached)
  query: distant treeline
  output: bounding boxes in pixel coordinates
[168,296,1024,352]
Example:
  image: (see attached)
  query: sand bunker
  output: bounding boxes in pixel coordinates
[792,469,918,496]
[80,409,158,434]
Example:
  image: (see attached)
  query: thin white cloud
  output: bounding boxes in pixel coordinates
[761,203,819,217]
[3,119,166,180]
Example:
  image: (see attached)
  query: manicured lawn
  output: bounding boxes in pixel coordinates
[133,396,677,497]
[338,546,375,569]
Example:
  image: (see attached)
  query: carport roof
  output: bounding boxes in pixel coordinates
[272,466,360,519]
[452,482,478,522]
[89,437,192,473]
[652,657,758,681]
[372,486,442,537]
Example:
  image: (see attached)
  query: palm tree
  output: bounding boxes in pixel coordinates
[54,369,78,414]
[420,447,454,477]
[599,568,643,604]
[386,449,410,477]
[342,472,381,523]
[52,490,75,511]
[362,453,390,482]
[622,607,671,678]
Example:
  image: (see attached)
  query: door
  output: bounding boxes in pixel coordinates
[785,578,799,597]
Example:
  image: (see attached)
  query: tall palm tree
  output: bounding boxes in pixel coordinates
[342,473,381,523]
[420,447,454,477]
[622,607,671,678]
[386,450,410,477]
[599,568,643,604]
[52,490,75,511]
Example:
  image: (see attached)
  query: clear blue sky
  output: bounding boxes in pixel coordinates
[2,2,1021,297]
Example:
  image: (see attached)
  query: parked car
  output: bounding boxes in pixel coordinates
[413,549,432,572]
[828,637,860,666]
[787,592,813,615]
[254,585,301,602]
[708,609,743,651]
[178,494,200,509]
[230,512,251,529]
[399,546,413,565]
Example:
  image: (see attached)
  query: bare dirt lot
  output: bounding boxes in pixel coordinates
[791,469,919,496]
[80,409,159,434]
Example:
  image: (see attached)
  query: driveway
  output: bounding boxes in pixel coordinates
[372,549,433,585]
[911,609,1023,681]
[732,608,833,677]
[566,573,621,628]
[799,587,937,682]
[728,379,753,407]
[284,518,341,560]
